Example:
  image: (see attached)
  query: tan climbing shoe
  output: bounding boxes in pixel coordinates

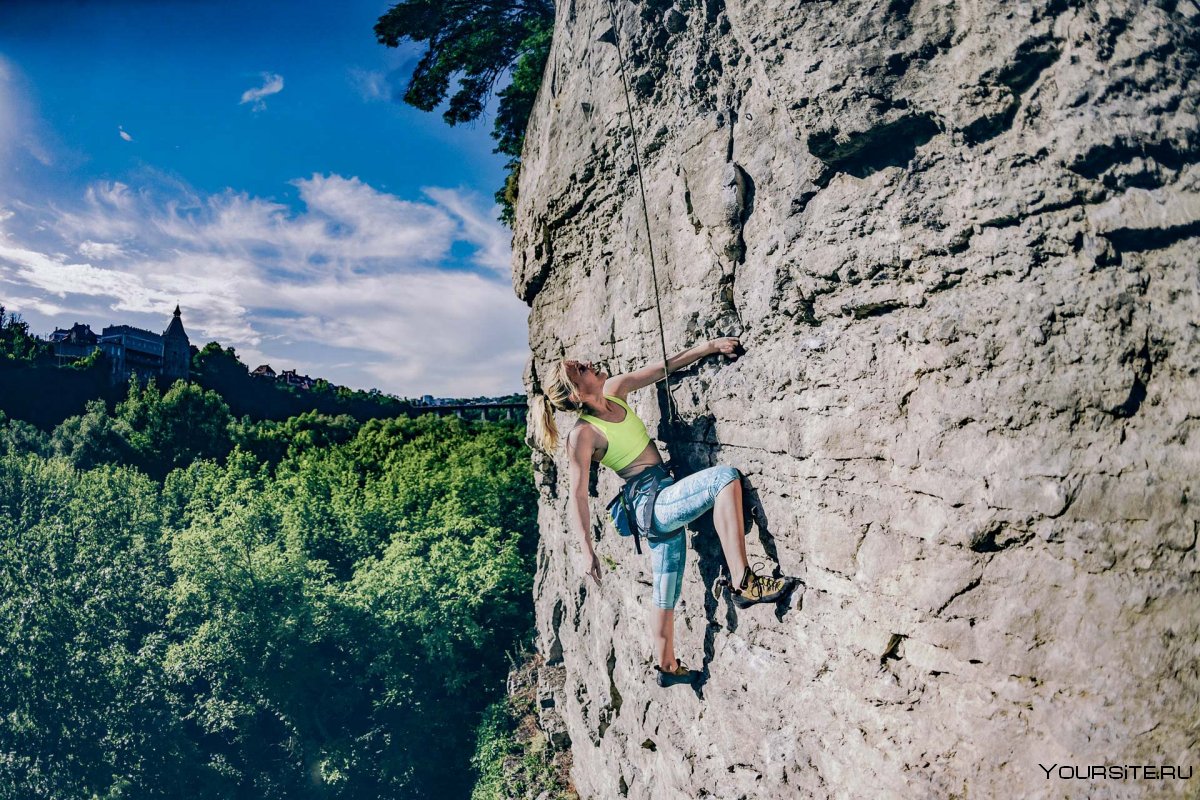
[729,564,798,609]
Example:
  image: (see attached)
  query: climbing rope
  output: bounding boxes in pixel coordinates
[602,0,678,422]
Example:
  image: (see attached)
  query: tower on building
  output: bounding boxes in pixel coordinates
[161,304,191,383]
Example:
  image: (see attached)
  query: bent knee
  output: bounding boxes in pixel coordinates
[713,465,740,492]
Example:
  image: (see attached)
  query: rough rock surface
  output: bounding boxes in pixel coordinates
[512,1,1200,797]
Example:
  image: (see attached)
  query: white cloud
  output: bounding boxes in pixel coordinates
[1,294,69,317]
[348,68,389,102]
[78,240,126,260]
[0,175,524,396]
[240,73,284,111]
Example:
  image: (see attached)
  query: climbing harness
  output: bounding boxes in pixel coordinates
[582,383,670,558]
[601,0,678,422]
[606,463,671,554]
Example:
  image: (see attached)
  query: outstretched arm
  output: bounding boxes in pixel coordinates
[604,337,741,398]
[565,425,602,584]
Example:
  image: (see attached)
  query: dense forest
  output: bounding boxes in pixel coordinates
[0,373,565,798]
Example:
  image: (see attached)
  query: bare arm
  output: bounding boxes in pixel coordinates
[604,337,740,398]
[565,424,602,583]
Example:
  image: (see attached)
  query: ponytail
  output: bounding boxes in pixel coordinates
[529,359,582,454]
[530,393,561,452]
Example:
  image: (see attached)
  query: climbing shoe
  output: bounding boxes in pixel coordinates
[715,563,799,609]
[655,659,697,687]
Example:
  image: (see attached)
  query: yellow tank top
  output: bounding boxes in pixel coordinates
[580,396,651,472]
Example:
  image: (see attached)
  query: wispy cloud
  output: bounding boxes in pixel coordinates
[423,186,511,274]
[0,174,522,396]
[0,55,53,172]
[348,68,389,103]
[1,294,69,317]
[239,72,284,111]
[78,240,126,260]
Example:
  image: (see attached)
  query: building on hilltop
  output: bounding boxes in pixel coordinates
[50,306,191,386]
[278,368,315,390]
[49,322,99,365]
[253,364,344,392]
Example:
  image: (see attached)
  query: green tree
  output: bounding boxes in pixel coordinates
[50,398,131,470]
[191,341,245,381]
[164,450,380,798]
[0,306,51,363]
[114,378,234,480]
[193,339,413,422]
[493,17,554,223]
[50,377,234,478]
[0,455,203,798]
[374,0,555,225]
[231,409,361,466]
[64,346,104,371]
[161,418,536,797]
[0,410,51,457]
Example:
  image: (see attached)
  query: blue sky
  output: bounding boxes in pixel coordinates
[0,0,528,397]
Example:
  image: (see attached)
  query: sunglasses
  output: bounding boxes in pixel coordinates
[568,361,602,376]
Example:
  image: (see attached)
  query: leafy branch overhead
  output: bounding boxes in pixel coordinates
[375,0,555,226]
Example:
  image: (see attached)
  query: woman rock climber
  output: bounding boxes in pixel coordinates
[531,338,799,687]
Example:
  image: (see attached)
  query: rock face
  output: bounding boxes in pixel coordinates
[512,1,1200,797]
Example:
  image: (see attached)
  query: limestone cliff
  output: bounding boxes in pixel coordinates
[512,1,1199,797]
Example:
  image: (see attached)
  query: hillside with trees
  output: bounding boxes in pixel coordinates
[0,378,541,798]
[0,304,422,430]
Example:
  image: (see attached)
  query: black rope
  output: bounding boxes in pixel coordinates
[602,0,677,422]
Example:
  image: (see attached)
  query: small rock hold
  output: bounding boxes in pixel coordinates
[1162,519,1198,552]
[634,71,657,99]
[541,713,571,750]
[801,336,826,350]
[664,8,686,34]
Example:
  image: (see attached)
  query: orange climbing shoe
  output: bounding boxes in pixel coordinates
[717,563,799,609]
[655,659,697,687]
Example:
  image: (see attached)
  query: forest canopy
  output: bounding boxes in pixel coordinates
[0,379,538,798]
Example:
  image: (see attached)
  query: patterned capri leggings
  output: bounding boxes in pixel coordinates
[634,465,740,610]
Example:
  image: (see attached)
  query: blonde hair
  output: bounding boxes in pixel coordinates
[530,360,582,453]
